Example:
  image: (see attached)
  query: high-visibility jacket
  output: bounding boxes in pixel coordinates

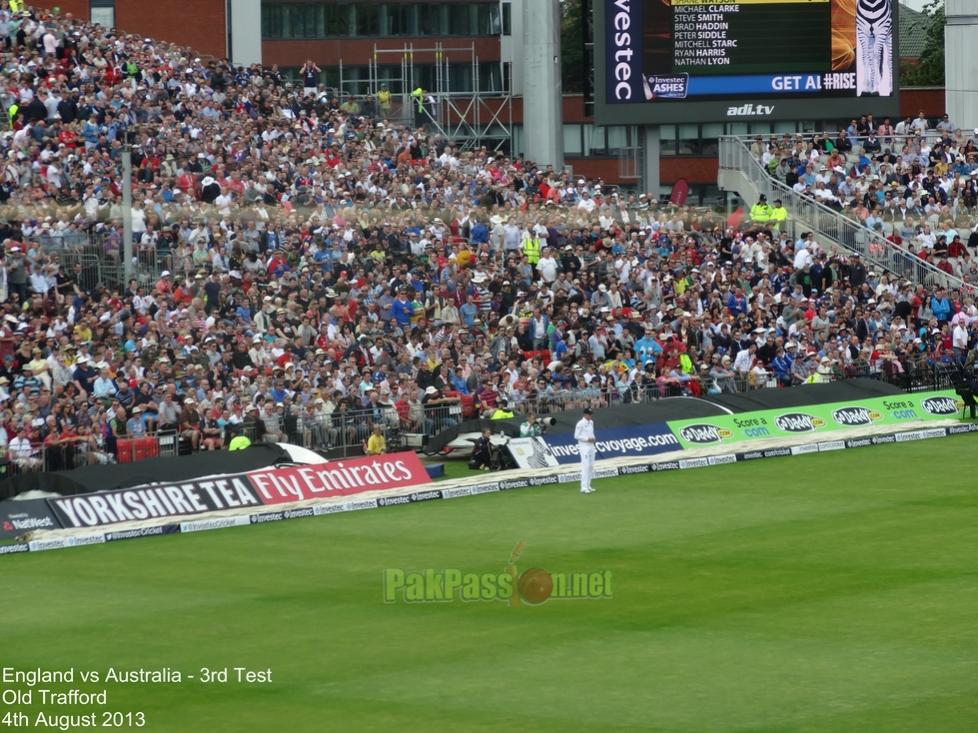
[410,87,424,113]
[750,203,771,223]
[522,237,541,265]
[7,103,18,126]
[679,353,693,375]
[377,89,392,109]
[490,409,514,420]
[769,206,788,228]
[9,0,24,11]
[228,435,252,451]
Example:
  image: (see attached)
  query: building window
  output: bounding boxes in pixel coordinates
[354,5,380,36]
[322,67,340,90]
[511,124,523,157]
[262,3,501,40]
[387,4,416,36]
[583,126,602,156]
[677,123,700,155]
[563,125,583,156]
[478,4,501,35]
[324,5,351,36]
[699,123,723,156]
[277,67,299,83]
[448,4,474,34]
[659,125,678,156]
[262,5,284,38]
[294,4,325,38]
[478,62,505,93]
[90,0,115,28]
[502,2,511,36]
[417,5,444,36]
[410,65,437,93]
[606,126,628,152]
[90,7,114,27]
[450,64,474,93]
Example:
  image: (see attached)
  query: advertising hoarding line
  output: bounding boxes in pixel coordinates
[668,391,962,450]
[2,421,969,557]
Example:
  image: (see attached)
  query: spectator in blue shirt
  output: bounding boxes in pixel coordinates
[449,367,470,395]
[726,288,748,316]
[930,288,952,325]
[634,327,663,366]
[459,296,478,328]
[391,290,413,326]
[771,346,795,386]
[470,219,488,244]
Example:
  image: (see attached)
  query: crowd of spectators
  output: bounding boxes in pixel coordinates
[0,4,975,472]
[754,114,978,286]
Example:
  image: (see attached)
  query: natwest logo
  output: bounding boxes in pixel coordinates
[726,103,774,117]
[4,515,55,531]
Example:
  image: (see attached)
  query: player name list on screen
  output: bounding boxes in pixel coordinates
[672,3,739,65]
[669,0,829,74]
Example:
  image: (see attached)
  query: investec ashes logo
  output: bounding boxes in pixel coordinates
[382,540,612,607]
[679,424,732,444]
[832,406,882,426]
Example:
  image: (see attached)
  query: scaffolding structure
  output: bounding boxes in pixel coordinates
[338,43,513,152]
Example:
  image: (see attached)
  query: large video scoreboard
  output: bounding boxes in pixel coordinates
[595,0,900,124]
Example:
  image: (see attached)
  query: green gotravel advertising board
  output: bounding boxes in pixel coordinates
[668,391,962,449]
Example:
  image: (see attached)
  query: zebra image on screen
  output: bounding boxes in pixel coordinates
[855,0,893,97]
[524,438,554,469]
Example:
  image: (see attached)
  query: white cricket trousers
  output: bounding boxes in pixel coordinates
[579,445,596,491]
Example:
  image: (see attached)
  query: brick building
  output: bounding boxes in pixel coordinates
[29,1,948,200]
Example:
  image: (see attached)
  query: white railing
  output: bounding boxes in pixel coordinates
[719,136,974,293]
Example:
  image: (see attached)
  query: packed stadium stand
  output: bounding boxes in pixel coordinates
[0,3,973,477]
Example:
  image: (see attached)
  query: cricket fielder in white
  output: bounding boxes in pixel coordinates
[574,407,597,494]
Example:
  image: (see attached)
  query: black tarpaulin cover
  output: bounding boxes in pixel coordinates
[0,444,290,500]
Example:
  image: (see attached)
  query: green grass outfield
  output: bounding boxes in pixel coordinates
[4,437,978,733]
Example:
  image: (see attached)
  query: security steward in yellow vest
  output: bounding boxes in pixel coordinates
[750,194,772,225]
[522,235,541,266]
[410,87,424,125]
[490,401,515,420]
[376,85,392,117]
[769,199,788,231]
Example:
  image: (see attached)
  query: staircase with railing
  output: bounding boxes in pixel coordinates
[717,136,973,293]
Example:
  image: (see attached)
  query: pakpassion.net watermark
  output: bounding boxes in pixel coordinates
[382,541,613,606]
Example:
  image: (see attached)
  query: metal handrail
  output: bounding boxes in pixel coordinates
[719,136,974,293]
[724,131,955,146]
